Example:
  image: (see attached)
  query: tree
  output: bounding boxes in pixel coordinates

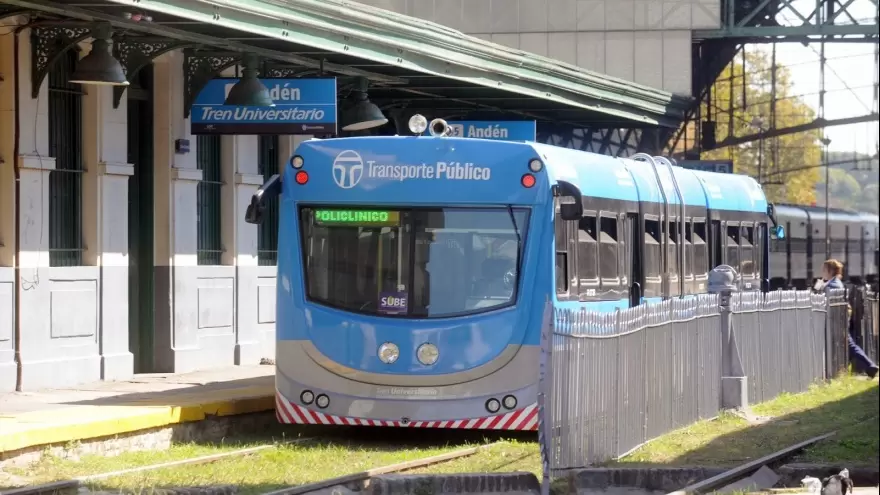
[816,151,880,213]
[699,49,822,205]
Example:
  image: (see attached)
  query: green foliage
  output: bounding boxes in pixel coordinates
[700,50,822,205]
[815,151,880,213]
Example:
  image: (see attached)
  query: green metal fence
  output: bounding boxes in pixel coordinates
[257,135,279,265]
[48,49,85,267]
[197,135,223,265]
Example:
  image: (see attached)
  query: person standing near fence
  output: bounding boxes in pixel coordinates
[818,259,879,379]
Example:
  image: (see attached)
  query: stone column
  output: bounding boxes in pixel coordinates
[0,16,20,391]
[80,40,135,380]
[152,50,203,372]
[221,134,264,364]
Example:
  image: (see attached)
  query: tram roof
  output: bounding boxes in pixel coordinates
[1,0,691,129]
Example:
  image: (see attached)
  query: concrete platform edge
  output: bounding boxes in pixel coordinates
[0,393,275,453]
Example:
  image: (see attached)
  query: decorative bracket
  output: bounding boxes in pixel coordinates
[112,38,193,108]
[183,50,240,118]
[31,25,92,98]
[263,66,316,79]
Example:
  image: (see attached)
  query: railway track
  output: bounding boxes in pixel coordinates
[0,438,496,495]
[666,432,837,495]
[259,445,493,495]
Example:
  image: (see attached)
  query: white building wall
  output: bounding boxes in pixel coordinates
[357,0,721,96]
[0,37,278,390]
[0,17,17,392]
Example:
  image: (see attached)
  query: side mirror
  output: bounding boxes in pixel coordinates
[772,225,785,240]
[245,174,282,225]
[559,203,583,221]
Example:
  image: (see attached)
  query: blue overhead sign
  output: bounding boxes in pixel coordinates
[678,159,734,174]
[446,121,536,141]
[191,77,338,135]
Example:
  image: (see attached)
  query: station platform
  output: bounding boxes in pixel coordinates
[0,366,275,454]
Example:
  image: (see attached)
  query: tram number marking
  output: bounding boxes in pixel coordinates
[376,387,439,397]
[584,289,596,297]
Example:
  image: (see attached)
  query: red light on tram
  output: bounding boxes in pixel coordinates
[295,170,309,185]
[521,173,536,188]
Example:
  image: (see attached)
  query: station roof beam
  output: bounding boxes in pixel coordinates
[0,0,692,130]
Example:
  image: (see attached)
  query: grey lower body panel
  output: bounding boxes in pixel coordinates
[275,339,539,428]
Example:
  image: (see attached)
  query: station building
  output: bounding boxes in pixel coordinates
[0,0,689,391]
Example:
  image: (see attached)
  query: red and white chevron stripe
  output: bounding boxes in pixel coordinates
[275,392,538,431]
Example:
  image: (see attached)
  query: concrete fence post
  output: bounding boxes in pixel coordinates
[708,265,748,410]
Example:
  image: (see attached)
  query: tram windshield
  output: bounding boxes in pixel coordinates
[300,207,530,318]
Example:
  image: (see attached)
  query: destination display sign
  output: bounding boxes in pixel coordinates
[313,209,401,227]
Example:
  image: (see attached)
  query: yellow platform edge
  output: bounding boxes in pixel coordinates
[0,393,276,454]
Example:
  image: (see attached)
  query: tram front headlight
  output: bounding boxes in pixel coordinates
[485,398,501,414]
[416,343,439,366]
[408,114,428,135]
[300,390,315,405]
[378,342,400,364]
[502,395,517,410]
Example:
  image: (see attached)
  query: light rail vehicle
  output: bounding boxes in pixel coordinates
[245,116,879,431]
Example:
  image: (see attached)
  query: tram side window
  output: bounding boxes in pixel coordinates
[726,224,741,270]
[599,216,620,284]
[755,223,765,282]
[692,221,709,279]
[711,220,723,268]
[644,218,662,281]
[619,216,629,286]
[665,220,680,282]
[680,220,694,282]
[555,206,569,295]
[578,215,600,295]
[740,224,755,279]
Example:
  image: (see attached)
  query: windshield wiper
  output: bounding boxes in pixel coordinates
[507,205,522,259]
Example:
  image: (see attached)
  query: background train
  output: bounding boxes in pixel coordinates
[771,204,879,290]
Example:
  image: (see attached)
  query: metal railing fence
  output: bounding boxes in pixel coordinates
[541,288,846,476]
[545,294,721,471]
[852,287,878,363]
[825,288,850,377]
[732,290,826,403]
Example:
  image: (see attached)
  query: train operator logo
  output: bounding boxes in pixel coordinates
[331,150,492,189]
[332,150,365,189]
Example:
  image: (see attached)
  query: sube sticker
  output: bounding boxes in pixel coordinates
[379,292,408,314]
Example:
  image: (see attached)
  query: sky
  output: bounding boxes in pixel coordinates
[759,0,878,154]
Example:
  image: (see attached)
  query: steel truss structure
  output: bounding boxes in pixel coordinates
[668,0,879,166]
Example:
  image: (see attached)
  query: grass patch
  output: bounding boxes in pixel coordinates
[408,440,541,477]
[2,429,497,493]
[619,376,878,467]
[82,441,478,494]
[4,377,875,492]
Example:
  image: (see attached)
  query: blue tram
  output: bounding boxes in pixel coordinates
[245,117,782,431]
